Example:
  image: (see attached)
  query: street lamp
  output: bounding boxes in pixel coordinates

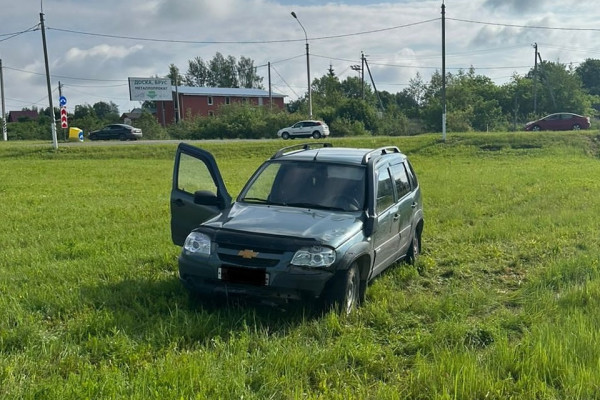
[291,11,312,118]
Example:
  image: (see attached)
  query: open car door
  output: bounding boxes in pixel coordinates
[170,143,232,246]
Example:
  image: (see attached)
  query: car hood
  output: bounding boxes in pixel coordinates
[203,203,364,248]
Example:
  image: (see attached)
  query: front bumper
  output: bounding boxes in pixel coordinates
[178,254,334,303]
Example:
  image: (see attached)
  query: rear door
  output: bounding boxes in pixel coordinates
[170,143,232,246]
[390,161,416,255]
[371,165,401,276]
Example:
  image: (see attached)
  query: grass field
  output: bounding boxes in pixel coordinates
[1,132,599,399]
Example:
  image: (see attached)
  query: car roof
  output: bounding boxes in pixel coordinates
[271,143,406,166]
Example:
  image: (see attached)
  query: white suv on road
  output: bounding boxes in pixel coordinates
[277,120,330,139]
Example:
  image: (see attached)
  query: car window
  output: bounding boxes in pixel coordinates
[376,168,394,214]
[390,162,411,199]
[177,152,217,195]
[405,161,418,189]
[244,163,281,202]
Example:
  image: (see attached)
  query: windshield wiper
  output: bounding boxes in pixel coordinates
[241,197,269,204]
[285,202,346,211]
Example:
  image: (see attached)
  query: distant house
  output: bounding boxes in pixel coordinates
[154,86,286,126]
[8,110,39,122]
[120,108,143,125]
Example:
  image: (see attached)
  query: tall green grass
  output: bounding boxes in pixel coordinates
[1,132,599,399]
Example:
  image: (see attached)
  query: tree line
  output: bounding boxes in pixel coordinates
[4,54,600,141]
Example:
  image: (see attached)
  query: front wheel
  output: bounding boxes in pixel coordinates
[281,132,290,140]
[327,263,360,316]
[532,125,541,131]
[312,131,321,139]
[572,124,581,130]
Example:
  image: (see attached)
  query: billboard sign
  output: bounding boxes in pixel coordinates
[128,77,172,101]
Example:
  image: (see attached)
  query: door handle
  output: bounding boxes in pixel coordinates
[411,202,417,209]
[393,213,400,221]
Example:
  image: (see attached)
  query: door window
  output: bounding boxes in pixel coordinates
[177,153,217,195]
[391,163,411,199]
[376,168,394,214]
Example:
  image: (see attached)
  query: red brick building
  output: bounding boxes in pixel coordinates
[155,86,286,126]
[8,110,39,122]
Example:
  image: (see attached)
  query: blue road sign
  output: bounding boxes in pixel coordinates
[59,96,67,106]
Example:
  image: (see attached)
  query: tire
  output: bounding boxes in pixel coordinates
[281,132,290,140]
[119,133,127,141]
[89,134,97,141]
[572,124,581,130]
[532,125,541,131]
[327,263,360,316]
[406,229,421,265]
[312,131,321,139]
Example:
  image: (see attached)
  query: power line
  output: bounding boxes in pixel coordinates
[0,23,39,43]
[271,66,298,98]
[46,18,440,45]
[3,65,125,82]
[448,17,600,32]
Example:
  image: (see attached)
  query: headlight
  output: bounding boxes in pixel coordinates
[183,232,211,255]
[291,246,336,267]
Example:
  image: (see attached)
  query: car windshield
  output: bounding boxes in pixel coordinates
[240,161,366,211]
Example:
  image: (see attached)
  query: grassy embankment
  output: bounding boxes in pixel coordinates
[1,132,599,399]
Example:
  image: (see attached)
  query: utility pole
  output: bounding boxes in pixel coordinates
[441,1,447,141]
[40,11,58,149]
[361,52,365,100]
[0,59,6,141]
[533,43,538,115]
[268,62,272,111]
[363,56,384,113]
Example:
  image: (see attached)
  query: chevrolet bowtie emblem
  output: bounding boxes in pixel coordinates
[238,249,259,259]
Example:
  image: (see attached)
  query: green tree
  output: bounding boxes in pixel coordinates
[168,63,184,86]
[575,58,600,96]
[530,61,590,115]
[237,56,263,89]
[183,53,262,89]
[185,56,210,86]
[92,101,119,120]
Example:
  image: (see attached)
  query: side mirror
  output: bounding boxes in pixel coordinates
[194,190,221,207]
[364,215,376,237]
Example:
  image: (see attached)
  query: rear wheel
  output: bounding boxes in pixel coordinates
[119,133,127,141]
[406,230,421,265]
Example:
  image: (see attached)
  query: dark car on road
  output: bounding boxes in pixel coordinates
[525,113,590,131]
[170,142,424,315]
[88,124,143,141]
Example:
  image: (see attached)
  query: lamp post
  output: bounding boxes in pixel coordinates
[291,11,312,118]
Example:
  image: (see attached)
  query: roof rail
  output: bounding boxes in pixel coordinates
[361,146,401,164]
[271,142,333,159]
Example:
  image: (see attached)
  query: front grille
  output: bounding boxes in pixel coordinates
[219,253,279,268]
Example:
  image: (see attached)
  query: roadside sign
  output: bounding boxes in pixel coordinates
[59,96,67,107]
[60,107,68,129]
[128,77,172,101]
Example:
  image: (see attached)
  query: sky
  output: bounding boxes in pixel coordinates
[1,0,600,115]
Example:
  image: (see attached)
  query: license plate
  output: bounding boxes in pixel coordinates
[218,266,269,286]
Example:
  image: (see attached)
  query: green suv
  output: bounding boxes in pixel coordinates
[170,143,424,314]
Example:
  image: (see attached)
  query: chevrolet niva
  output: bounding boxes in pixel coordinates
[170,142,424,315]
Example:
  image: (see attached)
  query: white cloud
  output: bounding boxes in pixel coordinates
[64,44,144,62]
